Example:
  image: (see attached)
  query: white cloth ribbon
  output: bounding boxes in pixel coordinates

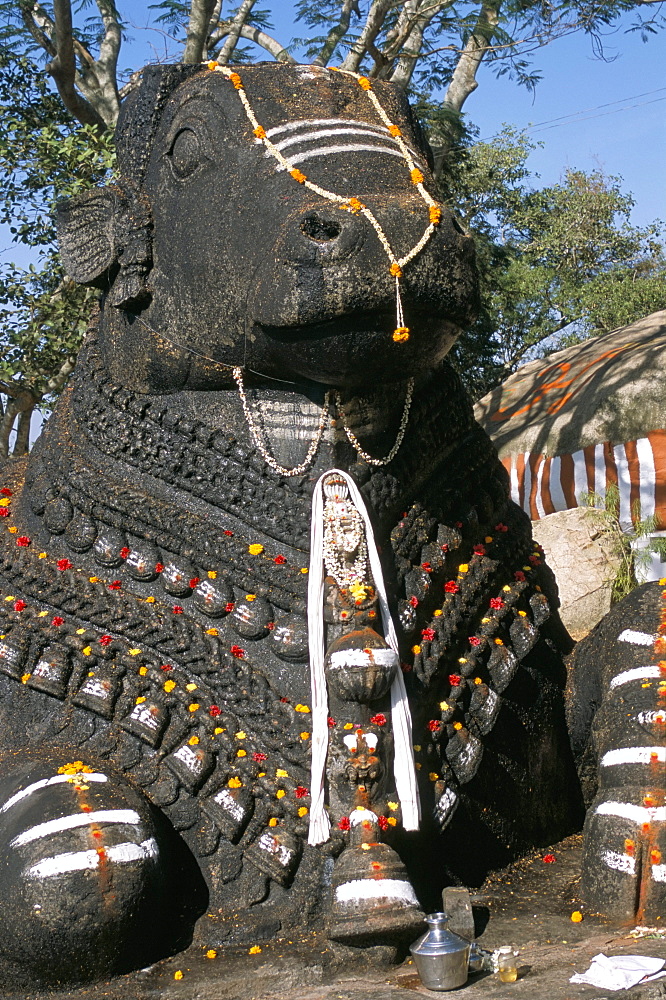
[308,468,420,845]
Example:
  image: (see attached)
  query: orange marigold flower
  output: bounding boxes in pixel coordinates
[429,205,442,224]
[229,72,243,89]
[410,168,424,185]
[357,76,372,90]
[388,124,402,137]
[348,197,364,212]
[290,169,307,184]
[393,327,410,343]
[254,126,266,139]
[207,60,218,71]
[570,911,583,923]
[389,262,403,277]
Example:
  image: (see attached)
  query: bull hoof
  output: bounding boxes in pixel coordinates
[0,753,186,987]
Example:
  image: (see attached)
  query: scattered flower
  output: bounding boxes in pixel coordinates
[205,949,217,959]
[51,616,64,627]
[409,595,419,607]
[164,680,176,692]
[174,970,183,980]
[57,559,73,571]
[294,704,310,713]
[228,777,242,788]
[224,530,233,536]
[119,547,130,559]
[490,597,504,610]
[448,674,461,686]
[188,703,200,712]
[16,536,31,547]
[252,751,267,762]
[444,581,459,594]
[230,645,245,658]
[327,717,336,727]
[248,945,262,954]
[370,713,386,726]
[108,580,122,590]
[276,768,289,778]
[422,627,436,641]
[172,605,183,614]
[13,600,26,612]
[412,644,422,655]
[514,571,526,582]
[473,544,485,555]
[273,555,286,564]
[428,720,441,732]
[155,562,164,573]
[570,911,583,923]
[209,705,221,717]
[298,806,308,817]
[338,816,351,831]
[542,853,556,864]
[99,635,112,646]
[469,636,481,647]
[295,786,308,798]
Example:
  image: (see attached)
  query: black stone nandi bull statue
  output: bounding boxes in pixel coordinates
[0,62,585,988]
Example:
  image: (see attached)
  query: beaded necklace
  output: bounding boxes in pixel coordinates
[206,61,443,345]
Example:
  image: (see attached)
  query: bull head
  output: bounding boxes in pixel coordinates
[57,63,478,392]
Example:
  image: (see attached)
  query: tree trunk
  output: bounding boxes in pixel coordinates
[13,407,33,457]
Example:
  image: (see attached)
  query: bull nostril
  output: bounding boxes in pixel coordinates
[300,214,342,243]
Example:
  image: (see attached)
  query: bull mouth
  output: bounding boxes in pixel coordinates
[258,308,456,343]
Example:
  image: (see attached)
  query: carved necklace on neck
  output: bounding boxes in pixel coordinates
[206,61,442,346]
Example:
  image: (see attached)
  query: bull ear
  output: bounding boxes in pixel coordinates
[56,181,153,310]
[56,187,120,288]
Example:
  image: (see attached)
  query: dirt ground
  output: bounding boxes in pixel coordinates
[7,834,666,1000]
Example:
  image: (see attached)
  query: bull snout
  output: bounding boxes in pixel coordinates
[278,207,367,266]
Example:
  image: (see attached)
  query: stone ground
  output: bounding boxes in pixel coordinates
[8,834,666,1000]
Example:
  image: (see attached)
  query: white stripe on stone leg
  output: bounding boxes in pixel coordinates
[334,878,419,905]
[595,801,666,823]
[550,455,567,511]
[617,629,657,646]
[601,746,666,767]
[572,448,588,507]
[11,809,142,848]
[535,455,546,520]
[601,849,636,875]
[523,456,532,515]
[652,864,666,883]
[0,773,108,815]
[24,838,159,879]
[509,455,520,507]
[637,437,656,521]
[594,442,606,503]
[614,443,632,530]
[610,666,662,690]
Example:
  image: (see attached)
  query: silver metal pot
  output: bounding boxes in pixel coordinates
[409,911,470,991]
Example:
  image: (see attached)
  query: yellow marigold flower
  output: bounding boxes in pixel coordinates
[207,570,217,579]
[474,677,482,685]
[276,789,286,799]
[253,126,266,139]
[294,704,310,713]
[7,526,17,533]
[186,683,197,692]
[145,595,155,603]
[258,772,265,777]
[494,638,504,645]
[300,731,310,740]
[453,721,463,730]
[58,761,93,775]
[205,949,217,959]
[245,594,256,602]
[481,617,490,624]
[136,696,146,705]
[20,673,30,684]
[429,772,439,781]
[0,499,10,507]
[38,553,47,559]
[433,609,443,616]
[412,644,422,655]
[485,536,493,543]
[214,727,224,735]
[458,564,469,573]
[518,610,527,617]
[248,543,264,555]
[415,762,422,769]
[523,565,531,572]
[164,679,176,693]
[502,584,511,592]
[237,749,246,757]
[660,577,666,586]
[276,768,289,777]
[570,911,583,923]
[188,703,200,712]
[410,168,424,185]
[235,731,246,739]
[387,816,397,826]
[439,701,449,711]
[343,723,353,730]
[229,72,243,89]
[76,629,86,635]
[393,327,410,343]
[388,124,402,137]
[458,657,467,665]
[189,736,199,746]
[413,745,421,752]
[389,262,403,277]
[207,61,218,71]
[348,197,364,213]
[290,169,307,184]
[206,628,219,636]
[37,611,48,617]
[228,777,242,788]
[129,648,141,655]
[358,76,372,90]
[89,576,99,582]
[388,801,399,811]
[82,646,92,656]
[268,818,278,827]
[429,205,442,224]
[139,666,148,676]
[298,806,308,817]
[300,567,308,574]
[248,945,262,954]
[174,970,183,980]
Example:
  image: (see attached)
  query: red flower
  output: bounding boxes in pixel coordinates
[401,661,412,673]
[529,554,540,565]
[428,720,441,732]
[16,536,31,547]
[280,697,289,703]
[57,558,73,571]
[514,571,526,582]
[338,816,351,831]
[441,543,449,552]
[0,509,9,517]
[108,580,122,590]
[172,605,183,613]
[327,716,336,728]
[409,596,418,608]
[119,547,130,559]
[209,705,221,717]
[444,581,459,594]
[225,602,235,613]
[51,616,64,627]
[370,713,386,726]
[252,751,267,762]
[273,555,286,564]
[266,622,275,630]
[295,786,308,798]
[422,627,436,641]
[0,488,12,496]
[160,664,173,671]
[230,645,245,658]
[469,636,481,647]
[448,674,461,686]
[99,635,112,646]
[455,521,463,529]
[377,815,389,831]
[542,853,556,864]
[473,544,485,555]
[224,530,233,536]
[154,562,164,573]
[13,600,26,612]
[421,562,432,572]
[189,577,200,588]
[489,597,504,610]
[495,523,508,532]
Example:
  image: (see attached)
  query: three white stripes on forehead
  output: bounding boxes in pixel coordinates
[255,118,422,171]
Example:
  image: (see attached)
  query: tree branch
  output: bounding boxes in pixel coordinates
[45,356,77,395]
[443,0,501,114]
[46,0,108,129]
[210,23,295,63]
[312,0,358,66]
[341,0,393,72]
[183,0,219,63]
[389,0,454,86]
[217,0,258,64]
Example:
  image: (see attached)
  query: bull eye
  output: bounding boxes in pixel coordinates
[168,127,204,179]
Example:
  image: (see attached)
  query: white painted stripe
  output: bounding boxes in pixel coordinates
[264,118,395,139]
[24,838,158,879]
[269,127,400,154]
[601,746,666,767]
[637,710,666,725]
[637,437,656,521]
[523,455,532,515]
[595,801,666,823]
[572,449,588,507]
[549,456,567,512]
[653,864,666,883]
[349,808,378,826]
[594,442,606,503]
[329,648,398,668]
[335,877,419,906]
[618,629,656,646]
[276,143,407,171]
[610,666,662,690]
[601,849,636,875]
[11,809,142,848]
[509,455,520,507]
[0,773,108,815]
[614,443,632,529]
[535,455,546,520]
